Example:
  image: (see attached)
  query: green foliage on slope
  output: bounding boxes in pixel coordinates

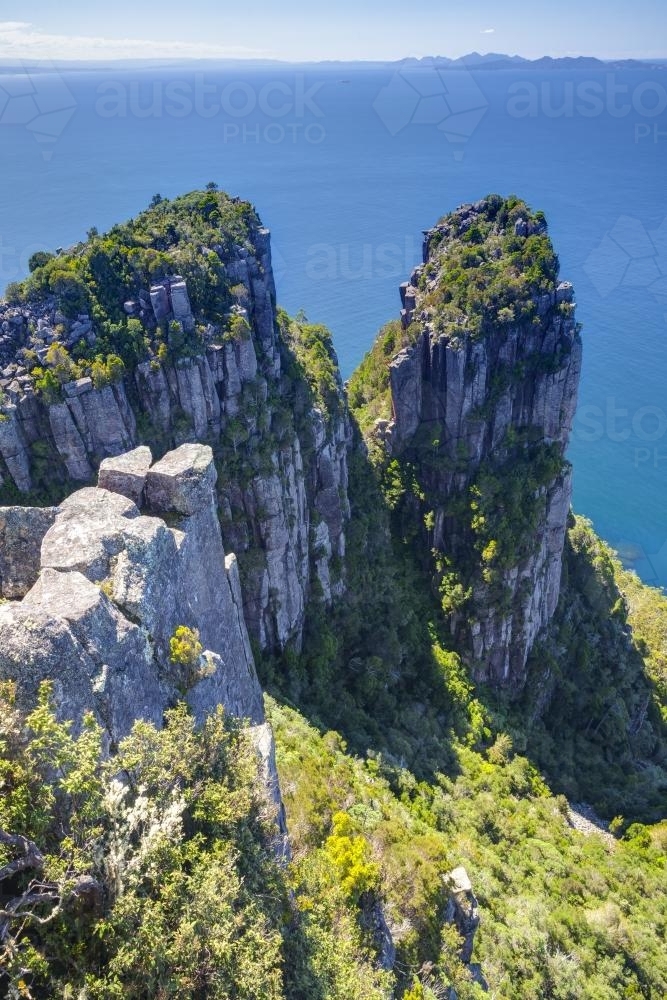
[269,697,667,1000]
[270,281,667,996]
[421,195,560,342]
[347,319,419,434]
[2,658,665,999]
[258,427,492,777]
[263,410,666,827]
[7,190,260,374]
[514,517,667,822]
[0,683,389,999]
[280,311,345,420]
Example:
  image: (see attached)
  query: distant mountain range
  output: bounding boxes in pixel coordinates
[0,52,665,71]
[395,52,667,71]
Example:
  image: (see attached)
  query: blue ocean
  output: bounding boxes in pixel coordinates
[1,63,666,585]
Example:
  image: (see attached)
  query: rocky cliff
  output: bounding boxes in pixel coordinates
[0,190,581,701]
[352,195,582,690]
[0,442,288,847]
[0,191,351,653]
[0,443,263,731]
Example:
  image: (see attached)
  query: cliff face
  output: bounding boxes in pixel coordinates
[0,442,289,848]
[0,193,351,653]
[0,444,263,732]
[0,190,580,701]
[371,196,582,689]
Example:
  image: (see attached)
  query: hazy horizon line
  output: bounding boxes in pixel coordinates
[0,51,665,69]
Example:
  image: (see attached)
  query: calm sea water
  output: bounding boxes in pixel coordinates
[1,63,666,585]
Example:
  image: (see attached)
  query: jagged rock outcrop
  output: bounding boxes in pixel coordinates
[0,442,288,848]
[380,196,582,689]
[0,444,264,732]
[443,867,487,995]
[249,722,291,860]
[444,867,480,964]
[0,193,351,654]
[0,504,58,598]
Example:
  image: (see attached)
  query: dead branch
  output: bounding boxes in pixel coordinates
[0,830,45,882]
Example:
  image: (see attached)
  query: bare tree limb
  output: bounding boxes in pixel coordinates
[0,829,45,882]
[0,831,56,947]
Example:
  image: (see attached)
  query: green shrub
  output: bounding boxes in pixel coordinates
[169,624,203,672]
[28,250,55,272]
[0,683,394,999]
[33,367,62,403]
[323,811,380,903]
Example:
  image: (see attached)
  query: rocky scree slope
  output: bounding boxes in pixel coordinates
[350,195,582,692]
[0,191,351,653]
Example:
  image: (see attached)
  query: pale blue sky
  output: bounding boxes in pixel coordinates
[1,1,665,61]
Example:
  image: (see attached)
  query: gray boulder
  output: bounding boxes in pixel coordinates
[98,445,153,505]
[444,866,480,965]
[150,284,170,323]
[145,443,217,515]
[0,505,59,598]
[170,280,194,330]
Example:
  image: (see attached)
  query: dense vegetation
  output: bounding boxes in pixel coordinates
[0,683,390,999]
[516,518,667,821]
[1,190,666,997]
[419,195,560,342]
[262,440,667,996]
[347,319,418,433]
[280,310,345,421]
[4,518,665,1000]
[5,188,260,396]
[270,696,667,1000]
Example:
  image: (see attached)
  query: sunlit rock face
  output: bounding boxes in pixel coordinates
[383,197,582,689]
[0,444,263,735]
[0,209,351,656]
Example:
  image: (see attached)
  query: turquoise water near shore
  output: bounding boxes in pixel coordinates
[1,64,665,584]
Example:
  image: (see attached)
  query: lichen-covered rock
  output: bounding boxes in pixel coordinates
[41,487,142,582]
[2,567,165,740]
[145,443,217,515]
[0,444,289,843]
[2,445,264,737]
[0,505,58,598]
[98,446,152,504]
